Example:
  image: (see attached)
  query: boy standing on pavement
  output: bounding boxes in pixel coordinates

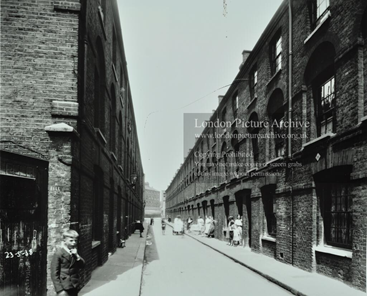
[51,229,85,296]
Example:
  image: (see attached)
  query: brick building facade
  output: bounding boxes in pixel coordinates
[144,183,161,218]
[166,0,367,292]
[0,0,144,295]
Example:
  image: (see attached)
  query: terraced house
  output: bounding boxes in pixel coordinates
[166,0,367,291]
[0,0,144,295]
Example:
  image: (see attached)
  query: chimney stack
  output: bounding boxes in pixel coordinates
[239,50,251,69]
[218,95,224,105]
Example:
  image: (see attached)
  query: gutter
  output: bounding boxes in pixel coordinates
[288,0,294,265]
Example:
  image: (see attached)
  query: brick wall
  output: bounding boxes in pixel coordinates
[0,0,144,295]
[166,0,367,292]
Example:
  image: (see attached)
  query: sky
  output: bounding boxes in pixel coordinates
[117,0,284,192]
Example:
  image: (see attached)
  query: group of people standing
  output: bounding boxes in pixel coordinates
[160,214,243,246]
[226,215,243,246]
[197,215,216,238]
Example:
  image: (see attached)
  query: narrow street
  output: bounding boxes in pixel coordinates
[141,219,292,296]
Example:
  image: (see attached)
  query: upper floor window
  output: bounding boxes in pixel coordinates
[248,112,260,163]
[212,127,216,143]
[231,131,240,175]
[221,142,228,177]
[110,85,116,153]
[317,75,335,136]
[268,89,285,158]
[206,131,210,149]
[232,92,239,114]
[212,155,217,173]
[250,66,258,99]
[119,112,123,164]
[94,38,106,134]
[120,65,124,88]
[304,41,336,139]
[310,0,330,29]
[270,32,282,75]
[221,107,227,130]
[98,0,106,23]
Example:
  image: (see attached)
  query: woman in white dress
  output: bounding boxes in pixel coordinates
[197,216,204,235]
[204,216,212,236]
[234,214,243,246]
[174,215,184,233]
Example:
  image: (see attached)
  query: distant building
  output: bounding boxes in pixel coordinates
[161,191,166,218]
[144,183,161,217]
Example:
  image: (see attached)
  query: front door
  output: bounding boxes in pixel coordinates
[0,151,48,296]
[245,195,252,248]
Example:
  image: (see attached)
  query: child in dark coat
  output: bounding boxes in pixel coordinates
[51,230,85,296]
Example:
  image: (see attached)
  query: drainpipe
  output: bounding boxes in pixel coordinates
[288,0,294,265]
[288,0,293,159]
[78,0,88,235]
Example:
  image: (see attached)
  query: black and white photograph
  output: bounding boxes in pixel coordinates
[1,0,367,295]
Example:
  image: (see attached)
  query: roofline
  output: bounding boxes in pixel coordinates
[165,0,288,193]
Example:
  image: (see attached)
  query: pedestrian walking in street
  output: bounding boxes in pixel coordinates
[234,214,243,246]
[208,217,216,238]
[135,220,144,237]
[187,216,193,232]
[197,216,204,235]
[173,215,184,234]
[227,216,235,246]
[161,219,166,235]
[204,215,212,236]
[150,218,154,225]
[51,229,85,296]
[232,223,241,246]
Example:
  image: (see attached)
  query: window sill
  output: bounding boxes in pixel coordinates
[360,115,367,124]
[266,69,282,86]
[110,152,117,162]
[112,64,119,83]
[95,128,107,144]
[302,132,335,149]
[262,235,276,243]
[246,96,257,109]
[265,156,284,167]
[314,245,352,258]
[54,3,81,12]
[246,167,257,175]
[304,10,331,45]
[98,7,107,40]
[92,241,101,249]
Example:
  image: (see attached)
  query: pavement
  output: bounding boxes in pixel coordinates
[166,222,366,296]
[77,219,365,296]
[79,221,149,296]
[141,219,292,296]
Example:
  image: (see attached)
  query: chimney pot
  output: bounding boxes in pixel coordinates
[239,50,251,69]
